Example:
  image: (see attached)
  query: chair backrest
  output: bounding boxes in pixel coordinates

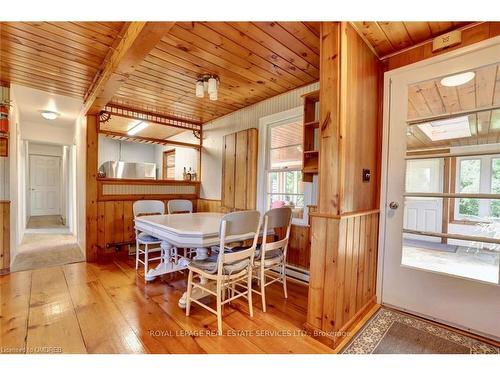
[133,200,165,217]
[167,199,193,214]
[261,207,293,259]
[217,210,261,275]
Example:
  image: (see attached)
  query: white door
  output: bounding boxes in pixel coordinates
[380,39,500,340]
[30,155,61,216]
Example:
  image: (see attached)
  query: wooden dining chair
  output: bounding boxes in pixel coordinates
[185,210,261,335]
[133,200,165,280]
[252,207,292,312]
[167,199,193,214]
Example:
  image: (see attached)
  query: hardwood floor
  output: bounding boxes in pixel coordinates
[0,258,334,354]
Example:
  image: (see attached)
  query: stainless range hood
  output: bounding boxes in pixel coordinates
[99,161,156,180]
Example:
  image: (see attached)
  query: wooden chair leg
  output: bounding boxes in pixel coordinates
[186,269,193,316]
[282,262,288,299]
[260,266,266,313]
[135,242,139,270]
[247,267,254,318]
[216,280,223,335]
[144,246,149,279]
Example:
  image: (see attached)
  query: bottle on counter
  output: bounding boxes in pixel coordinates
[188,167,193,181]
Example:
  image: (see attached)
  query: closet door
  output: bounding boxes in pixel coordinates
[222,133,236,209]
[234,130,248,210]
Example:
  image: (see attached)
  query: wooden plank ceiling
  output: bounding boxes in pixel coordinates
[0,22,126,98]
[2,20,484,134]
[108,22,321,123]
[352,22,471,57]
[407,63,500,150]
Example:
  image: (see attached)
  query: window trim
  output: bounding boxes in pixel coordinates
[257,106,312,226]
[453,154,500,221]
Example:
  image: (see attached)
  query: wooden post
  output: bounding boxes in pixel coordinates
[86,114,99,261]
[317,22,341,216]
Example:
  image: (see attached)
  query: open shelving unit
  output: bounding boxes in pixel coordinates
[302,90,320,182]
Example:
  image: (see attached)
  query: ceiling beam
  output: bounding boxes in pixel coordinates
[83,22,175,115]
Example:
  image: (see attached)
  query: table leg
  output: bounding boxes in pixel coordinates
[145,241,188,282]
[178,247,212,308]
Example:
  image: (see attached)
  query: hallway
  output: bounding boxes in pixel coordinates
[11,233,83,272]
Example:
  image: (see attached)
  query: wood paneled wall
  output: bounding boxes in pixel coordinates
[306,22,382,347]
[0,201,10,274]
[95,198,196,251]
[340,24,380,213]
[383,22,500,71]
[307,211,379,340]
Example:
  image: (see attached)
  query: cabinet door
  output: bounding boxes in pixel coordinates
[222,133,236,209]
[234,130,248,210]
[246,128,258,209]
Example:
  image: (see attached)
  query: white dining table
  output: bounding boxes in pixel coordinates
[134,212,259,308]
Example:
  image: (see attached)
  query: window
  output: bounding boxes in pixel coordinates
[491,158,500,218]
[454,155,500,220]
[458,159,481,217]
[163,150,175,179]
[266,119,305,220]
[257,107,314,225]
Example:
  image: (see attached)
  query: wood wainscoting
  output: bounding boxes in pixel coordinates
[0,201,10,274]
[95,179,199,253]
[306,210,379,344]
[197,198,311,271]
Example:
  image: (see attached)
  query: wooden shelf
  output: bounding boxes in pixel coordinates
[304,120,319,128]
[303,166,319,174]
[302,90,320,182]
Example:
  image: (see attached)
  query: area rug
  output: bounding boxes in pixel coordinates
[11,234,84,272]
[342,307,499,354]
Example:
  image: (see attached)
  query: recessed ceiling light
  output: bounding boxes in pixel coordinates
[440,71,475,87]
[127,121,148,136]
[40,110,60,120]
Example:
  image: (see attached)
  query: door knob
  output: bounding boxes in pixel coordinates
[389,201,399,210]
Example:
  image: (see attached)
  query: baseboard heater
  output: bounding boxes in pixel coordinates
[269,264,309,284]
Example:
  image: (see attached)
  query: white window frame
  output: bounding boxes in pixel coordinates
[455,154,500,220]
[257,106,312,226]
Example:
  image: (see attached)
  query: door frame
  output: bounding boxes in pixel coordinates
[29,154,61,217]
[378,36,500,338]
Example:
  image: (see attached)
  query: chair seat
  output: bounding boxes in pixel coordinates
[137,233,161,244]
[189,255,250,275]
[254,252,283,267]
[255,246,283,261]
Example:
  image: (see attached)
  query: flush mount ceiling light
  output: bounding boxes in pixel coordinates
[195,74,219,101]
[40,110,60,120]
[127,121,148,136]
[440,71,475,87]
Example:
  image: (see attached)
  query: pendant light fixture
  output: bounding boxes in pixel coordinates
[195,74,219,101]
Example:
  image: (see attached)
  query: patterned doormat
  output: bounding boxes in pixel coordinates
[342,307,499,354]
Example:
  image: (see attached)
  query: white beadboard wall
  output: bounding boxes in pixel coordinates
[193,82,319,199]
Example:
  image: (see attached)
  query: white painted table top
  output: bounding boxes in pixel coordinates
[135,212,226,248]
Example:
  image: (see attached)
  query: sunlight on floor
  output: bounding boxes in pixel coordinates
[402,245,499,284]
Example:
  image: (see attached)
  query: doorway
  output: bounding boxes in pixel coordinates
[380,38,500,341]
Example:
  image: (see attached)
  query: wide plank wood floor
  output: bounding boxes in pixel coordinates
[0,259,334,354]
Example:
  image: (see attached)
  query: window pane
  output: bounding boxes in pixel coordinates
[458,159,481,217]
[267,170,304,219]
[270,121,303,149]
[405,159,443,193]
[270,145,302,169]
